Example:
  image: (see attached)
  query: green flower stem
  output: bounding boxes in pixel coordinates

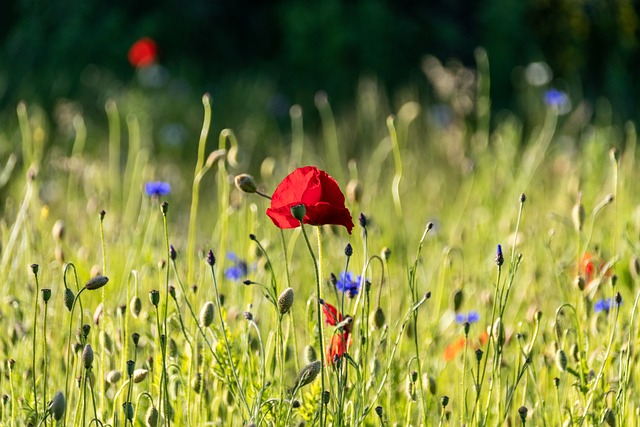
[299,223,325,427]
[186,94,212,286]
[63,263,84,427]
[207,262,251,417]
[31,267,40,421]
[279,229,300,372]
[42,297,49,427]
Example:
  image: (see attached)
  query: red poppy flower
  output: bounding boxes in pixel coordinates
[128,37,158,68]
[321,301,343,326]
[266,166,354,234]
[580,252,612,285]
[327,332,352,364]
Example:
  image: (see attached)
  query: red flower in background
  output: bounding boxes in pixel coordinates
[266,166,354,234]
[128,38,157,68]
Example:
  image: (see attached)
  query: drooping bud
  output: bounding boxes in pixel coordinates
[278,288,295,315]
[52,220,65,241]
[371,307,386,329]
[346,179,362,204]
[453,288,464,312]
[133,369,149,383]
[122,402,134,421]
[572,194,586,232]
[85,275,109,291]
[290,361,321,392]
[555,349,568,372]
[130,296,142,318]
[64,287,75,311]
[49,391,66,421]
[106,370,122,384]
[235,174,258,194]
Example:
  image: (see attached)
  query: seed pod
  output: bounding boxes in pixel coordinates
[106,370,122,384]
[49,391,66,421]
[64,288,75,312]
[41,288,51,303]
[518,406,528,423]
[278,288,294,315]
[85,275,109,291]
[145,406,159,427]
[82,345,94,369]
[371,307,386,329]
[149,290,160,307]
[199,302,215,327]
[303,345,317,364]
[133,369,149,383]
[130,296,142,318]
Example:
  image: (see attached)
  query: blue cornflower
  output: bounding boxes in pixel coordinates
[145,181,171,197]
[594,297,621,314]
[224,253,248,281]
[544,89,570,110]
[455,310,480,324]
[336,272,361,297]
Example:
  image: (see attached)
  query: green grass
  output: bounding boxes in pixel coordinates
[0,60,638,426]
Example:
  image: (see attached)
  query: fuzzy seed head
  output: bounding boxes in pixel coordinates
[199,301,215,327]
[278,287,295,315]
[303,345,317,364]
[82,344,94,369]
[291,361,321,392]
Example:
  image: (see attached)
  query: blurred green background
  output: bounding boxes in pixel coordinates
[1,0,639,133]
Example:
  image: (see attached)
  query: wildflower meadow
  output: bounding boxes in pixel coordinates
[0,51,639,427]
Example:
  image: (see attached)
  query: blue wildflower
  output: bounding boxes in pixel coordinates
[594,297,621,314]
[145,181,171,197]
[224,253,248,281]
[336,272,361,297]
[544,89,571,113]
[455,310,480,324]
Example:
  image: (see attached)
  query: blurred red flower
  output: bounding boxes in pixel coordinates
[128,37,157,68]
[266,166,354,234]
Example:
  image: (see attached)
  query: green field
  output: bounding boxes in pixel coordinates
[0,55,637,426]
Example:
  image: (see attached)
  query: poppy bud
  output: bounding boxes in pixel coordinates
[49,391,66,421]
[52,220,65,241]
[290,361,321,392]
[169,245,177,261]
[555,349,567,372]
[303,345,317,364]
[290,204,306,222]
[130,296,142,318]
[161,202,168,214]
[322,391,331,405]
[192,373,202,393]
[99,210,106,220]
[520,193,526,203]
[574,276,585,291]
[278,288,294,315]
[572,196,585,232]
[346,179,362,204]
[106,370,122,384]
[235,174,258,194]
[199,302,215,327]
[149,290,160,307]
[453,288,464,312]
[133,369,149,383]
[358,213,368,228]
[82,324,91,338]
[123,402,134,421]
[131,332,140,347]
[85,275,109,291]
[82,344,94,369]
[63,287,75,311]
[146,406,159,427]
[604,408,616,427]
[344,243,353,257]
[371,307,386,329]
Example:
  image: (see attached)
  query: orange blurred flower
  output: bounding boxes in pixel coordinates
[580,252,612,285]
[128,37,157,68]
[443,330,489,362]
